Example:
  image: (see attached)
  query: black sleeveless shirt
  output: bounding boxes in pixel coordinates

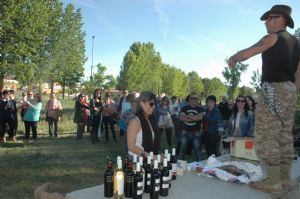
[261,30,300,83]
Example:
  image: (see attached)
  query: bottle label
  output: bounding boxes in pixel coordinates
[162,184,169,189]
[155,186,160,191]
[163,176,169,181]
[126,176,133,183]
[137,190,143,195]
[137,182,143,187]
[155,179,160,184]
[106,176,113,182]
[147,174,151,178]
[117,176,124,195]
[172,164,177,172]
[147,181,151,185]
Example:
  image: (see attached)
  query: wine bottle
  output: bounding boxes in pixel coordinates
[144,156,153,193]
[138,156,145,192]
[133,163,143,199]
[170,148,177,180]
[113,159,124,198]
[160,158,169,197]
[124,161,134,198]
[104,157,114,198]
[150,160,160,199]
[166,153,172,189]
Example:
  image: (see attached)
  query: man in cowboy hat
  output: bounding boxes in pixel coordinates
[228,5,300,194]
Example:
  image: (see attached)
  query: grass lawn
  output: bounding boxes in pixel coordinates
[0,97,299,199]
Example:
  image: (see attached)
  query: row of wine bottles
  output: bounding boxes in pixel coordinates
[104,148,178,199]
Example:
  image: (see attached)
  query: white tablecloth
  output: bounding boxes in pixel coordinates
[67,158,300,199]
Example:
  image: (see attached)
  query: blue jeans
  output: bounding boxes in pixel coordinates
[178,129,202,161]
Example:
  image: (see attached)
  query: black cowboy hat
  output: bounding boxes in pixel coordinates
[260,5,294,28]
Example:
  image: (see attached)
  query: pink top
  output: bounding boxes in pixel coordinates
[45,99,62,118]
[102,99,116,117]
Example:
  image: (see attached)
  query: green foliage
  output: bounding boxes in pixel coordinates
[188,71,204,94]
[119,42,162,93]
[238,85,254,96]
[202,77,227,101]
[0,0,86,92]
[222,61,248,100]
[250,69,261,92]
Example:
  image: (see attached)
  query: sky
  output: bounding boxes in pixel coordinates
[62,0,300,87]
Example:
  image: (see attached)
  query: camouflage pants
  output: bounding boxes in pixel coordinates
[254,81,296,166]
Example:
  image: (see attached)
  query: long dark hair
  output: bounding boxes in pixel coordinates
[246,95,256,111]
[135,91,160,154]
[93,89,101,100]
[232,96,250,118]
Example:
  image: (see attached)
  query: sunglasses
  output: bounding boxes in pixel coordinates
[237,100,245,103]
[190,97,198,100]
[266,15,281,21]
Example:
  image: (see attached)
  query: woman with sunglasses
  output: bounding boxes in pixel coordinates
[127,91,160,157]
[73,93,90,139]
[23,93,42,140]
[226,96,254,137]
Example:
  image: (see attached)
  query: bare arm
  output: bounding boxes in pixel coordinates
[295,62,300,90]
[180,112,193,122]
[228,34,278,68]
[127,118,149,157]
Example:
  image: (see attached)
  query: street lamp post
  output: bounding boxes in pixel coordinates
[90,35,95,80]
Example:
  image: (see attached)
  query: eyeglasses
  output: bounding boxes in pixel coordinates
[266,15,281,21]
[237,100,245,103]
[149,102,155,107]
[28,93,33,96]
[190,97,198,100]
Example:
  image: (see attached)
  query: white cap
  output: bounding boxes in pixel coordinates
[117,159,122,169]
[133,154,137,163]
[147,156,151,164]
[172,148,176,155]
[139,156,143,166]
[167,153,171,161]
[149,152,154,158]
[164,149,168,157]
[157,154,161,163]
[163,158,168,167]
[154,160,158,169]
[136,162,141,172]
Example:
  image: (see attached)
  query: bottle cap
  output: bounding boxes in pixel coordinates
[172,148,176,155]
[163,158,168,167]
[136,162,141,172]
[154,160,158,169]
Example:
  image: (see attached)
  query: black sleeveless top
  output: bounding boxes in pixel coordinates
[261,30,300,83]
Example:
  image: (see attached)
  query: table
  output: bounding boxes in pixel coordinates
[67,158,300,199]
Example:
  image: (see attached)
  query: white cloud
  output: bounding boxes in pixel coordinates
[154,0,170,38]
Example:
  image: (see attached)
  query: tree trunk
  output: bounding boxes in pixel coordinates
[62,82,65,99]
[0,73,4,91]
[50,80,54,94]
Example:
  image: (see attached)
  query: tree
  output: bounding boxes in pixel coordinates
[119,42,162,93]
[239,85,254,96]
[222,61,248,100]
[103,75,117,90]
[55,4,86,98]
[250,69,261,92]
[187,71,204,94]
[202,77,227,101]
